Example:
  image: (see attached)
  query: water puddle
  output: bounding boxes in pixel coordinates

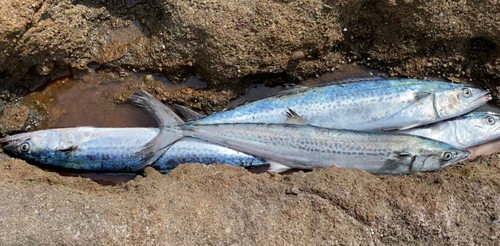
[24,72,206,129]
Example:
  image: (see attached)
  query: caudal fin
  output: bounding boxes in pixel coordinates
[129,90,183,126]
[129,90,184,170]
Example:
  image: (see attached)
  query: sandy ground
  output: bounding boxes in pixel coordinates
[2,0,500,245]
[0,155,500,245]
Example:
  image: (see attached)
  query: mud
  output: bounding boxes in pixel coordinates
[2,0,500,245]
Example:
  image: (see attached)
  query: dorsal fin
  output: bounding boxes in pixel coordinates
[285,108,307,125]
[301,64,387,87]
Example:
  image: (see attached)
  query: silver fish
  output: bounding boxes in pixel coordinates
[181,78,491,131]
[1,127,266,172]
[401,112,500,148]
[176,107,500,150]
[131,91,471,174]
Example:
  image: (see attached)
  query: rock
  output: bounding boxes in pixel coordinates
[0,0,499,102]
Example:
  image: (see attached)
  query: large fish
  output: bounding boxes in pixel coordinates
[174,105,500,149]
[401,112,500,148]
[1,128,266,172]
[131,91,471,174]
[183,78,491,131]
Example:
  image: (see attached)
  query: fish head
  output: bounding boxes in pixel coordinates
[454,112,500,147]
[411,144,470,172]
[1,130,62,164]
[433,85,491,119]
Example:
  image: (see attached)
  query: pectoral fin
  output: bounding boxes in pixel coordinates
[57,145,78,152]
[414,91,432,100]
[377,91,433,130]
[377,151,413,174]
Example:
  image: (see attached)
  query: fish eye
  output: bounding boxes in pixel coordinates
[19,142,30,152]
[442,152,453,161]
[462,88,472,98]
[486,116,496,125]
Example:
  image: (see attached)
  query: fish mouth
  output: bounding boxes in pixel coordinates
[458,155,470,162]
[475,92,493,103]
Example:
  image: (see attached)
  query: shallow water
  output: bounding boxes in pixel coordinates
[25,73,154,129]
[23,72,207,129]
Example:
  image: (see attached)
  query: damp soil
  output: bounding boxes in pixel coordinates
[2,0,500,245]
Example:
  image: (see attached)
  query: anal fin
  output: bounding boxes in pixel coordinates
[268,161,292,173]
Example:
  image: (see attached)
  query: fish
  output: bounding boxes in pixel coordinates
[0,127,267,172]
[173,105,500,149]
[130,90,471,174]
[179,78,491,131]
[401,112,500,148]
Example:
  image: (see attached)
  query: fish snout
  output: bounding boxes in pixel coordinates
[0,134,30,151]
[476,91,493,103]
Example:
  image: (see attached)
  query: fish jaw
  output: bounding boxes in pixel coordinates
[475,92,493,103]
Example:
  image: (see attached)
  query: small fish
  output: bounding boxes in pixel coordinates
[1,127,266,172]
[181,78,491,131]
[131,90,471,174]
[401,112,500,148]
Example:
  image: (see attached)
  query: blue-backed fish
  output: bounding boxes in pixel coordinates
[181,78,490,131]
[1,127,266,172]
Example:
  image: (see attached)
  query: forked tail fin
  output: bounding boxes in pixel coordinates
[129,90,184,170]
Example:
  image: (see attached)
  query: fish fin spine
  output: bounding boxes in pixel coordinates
[285,108,308,125]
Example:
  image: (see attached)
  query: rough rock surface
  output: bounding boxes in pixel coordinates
[0,157,499,245]
[1,0,500,93]
[2,0,500,245]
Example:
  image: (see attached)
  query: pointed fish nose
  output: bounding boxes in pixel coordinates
[477,91,493,102]
[1,133,30,148]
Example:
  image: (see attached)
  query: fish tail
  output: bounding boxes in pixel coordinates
[129,90,185,171]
